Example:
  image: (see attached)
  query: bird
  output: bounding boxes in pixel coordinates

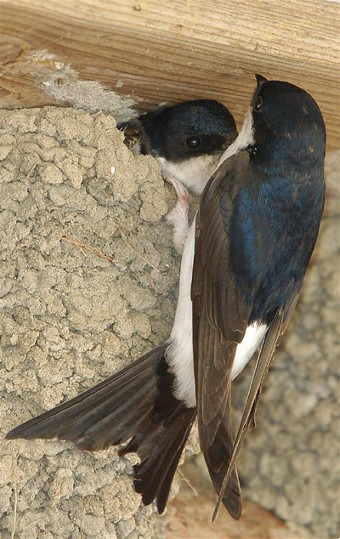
[6,76,326,521]
[118,99,237,252]
[118,99,237,194]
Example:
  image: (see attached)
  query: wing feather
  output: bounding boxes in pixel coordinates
[212,310,284,519]
[192,153,251,518]
[192,151,303,519]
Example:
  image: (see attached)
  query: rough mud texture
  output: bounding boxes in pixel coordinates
[0,106,338,539]
[0,106,193,539]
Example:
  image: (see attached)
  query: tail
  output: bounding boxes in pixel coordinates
[6,344,196,513]
[203,421,242,520]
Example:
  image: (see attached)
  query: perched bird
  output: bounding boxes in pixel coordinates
[7,76,326,520]
[119,100,237,252]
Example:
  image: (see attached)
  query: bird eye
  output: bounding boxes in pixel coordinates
[186,135,202,150]
[254,96,263,112]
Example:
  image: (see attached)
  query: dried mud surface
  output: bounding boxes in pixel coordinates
[0,106,339,539]
[0,106,186,539]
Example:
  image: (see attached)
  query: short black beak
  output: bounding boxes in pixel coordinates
[118,119,143,150]
[255,74,268,89]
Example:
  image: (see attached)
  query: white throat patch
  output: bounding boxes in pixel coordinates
[218,108,255,167]
[157,154,220,195]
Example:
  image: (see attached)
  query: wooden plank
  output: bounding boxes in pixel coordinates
[0,0,339,148]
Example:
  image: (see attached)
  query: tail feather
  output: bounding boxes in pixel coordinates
[203,419,242,519]
[6,344,195,513]
[7,350,155,441]
[126,405,195,512]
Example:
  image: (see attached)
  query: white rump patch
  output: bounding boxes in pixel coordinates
[231,323,268,380]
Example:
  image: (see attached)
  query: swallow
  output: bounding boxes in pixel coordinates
[119,100,237,252]
[6,76,325,521]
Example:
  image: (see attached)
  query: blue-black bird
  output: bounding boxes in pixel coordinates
[6,76,326,520]
[119,99,237,252]
[119,99,237,194]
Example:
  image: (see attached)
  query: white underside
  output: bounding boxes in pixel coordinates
[158,154,222,252]
[166,106,259,408]
[166,221,197,407]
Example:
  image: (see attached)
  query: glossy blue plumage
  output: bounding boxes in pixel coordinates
[229,171,324,323]
[227,79,326,324]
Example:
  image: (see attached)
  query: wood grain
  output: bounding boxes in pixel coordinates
[0,0,339,148]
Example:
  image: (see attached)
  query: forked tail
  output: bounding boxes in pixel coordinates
[6,344,196,513]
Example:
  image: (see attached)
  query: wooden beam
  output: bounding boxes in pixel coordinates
[0,0,339,148]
